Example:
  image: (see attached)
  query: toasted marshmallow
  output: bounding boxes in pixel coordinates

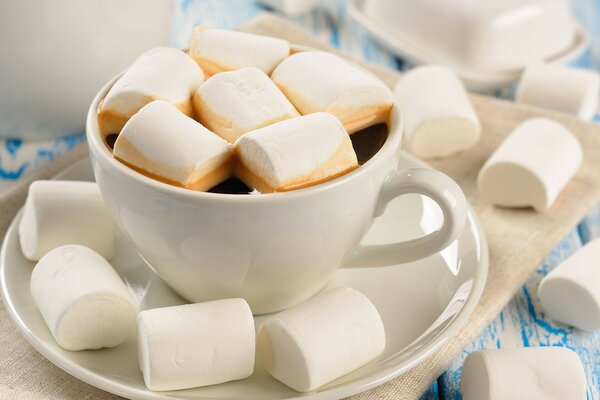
[138,299,255,391]
[99,48,204,136]
[189,27,290,76]
[257,287,386,392]
[30,245,137,351]
[235,112,358,192]
[193,67,299,143]
[114,100,233,191]
[271,52,393,133]
[19,180,115,261]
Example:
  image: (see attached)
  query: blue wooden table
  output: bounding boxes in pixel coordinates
[1,1,599,398]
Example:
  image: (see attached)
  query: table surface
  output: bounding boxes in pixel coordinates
[2,1,599,399]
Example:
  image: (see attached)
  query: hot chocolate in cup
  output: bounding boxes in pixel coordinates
[87,50,468,314]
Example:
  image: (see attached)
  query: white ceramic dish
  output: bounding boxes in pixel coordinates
[348,0,589,92]
[1,154,487,399]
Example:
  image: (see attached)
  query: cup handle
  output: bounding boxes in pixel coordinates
[344,167,468,268]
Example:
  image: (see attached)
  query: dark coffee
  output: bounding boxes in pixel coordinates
[105,123,388,195]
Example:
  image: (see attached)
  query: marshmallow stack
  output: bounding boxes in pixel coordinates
[19,180,115,261]
[461,347,586,400]
[30,245,137,351]
[478,118,582,211]
[538,238,600,331]
[394,65,480,158]
[138,299,255,391]
[517,63,600,121]
[236,112,358,192]
[114,100,233,190]
[193,67,299,143]
[99,48,204,135]
[189,28,290,76]
[271,52,393,133]
[257,287,385,392]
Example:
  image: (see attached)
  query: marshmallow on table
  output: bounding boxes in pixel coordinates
[98,47,204,136]
[189,27,290,76]
[19,180,115,261]
[271,52,393,133]
[538,238,600,331]
[235,112,358,193]
[30,245,137,351]
[193,67,299,143]
[394,65,480,158]
[257,287,385,392]
[138,299,255,391]
[517,63,600,121]
[461,347,586,400]
[258,0,318,16]
[114,100,233,191]
[477,118,582,211]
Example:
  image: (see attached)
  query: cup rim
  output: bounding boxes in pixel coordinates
[85,51,403,204]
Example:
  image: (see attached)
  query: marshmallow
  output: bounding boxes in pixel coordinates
[517,63,600,121]
[193,67,299,143]
[99,47,204,136]
[271,52,393,133]
[30,245,137,351]
[138,299,255,391]
[235,112,358,192]
[394,65,480,158]
[258,0,318,16]
[114,100,233,191]
[461,347,586,400]
[19,180,115,261]
[256,287,385,392]
[538,238,600,331]
[478,118,582,211]
[189,28,290,76]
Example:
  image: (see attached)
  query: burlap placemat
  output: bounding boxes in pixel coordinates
[1,13,600,400]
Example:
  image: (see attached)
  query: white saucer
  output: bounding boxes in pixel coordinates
[0,152,488,400]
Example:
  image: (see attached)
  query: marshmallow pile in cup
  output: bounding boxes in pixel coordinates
[97,27,393,194]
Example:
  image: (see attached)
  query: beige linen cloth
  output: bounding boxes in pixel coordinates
[2,13,600,400]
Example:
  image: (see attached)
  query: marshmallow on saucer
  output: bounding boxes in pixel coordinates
[258,0,318,15]
[394,65,480,158]
[461,347,586,400]
[138,299,255,391]
[30,245,137,351]
[477,118,582,211]
[193,67,299,143]
[271,52,393,133]
[235,112,358,192]
[538,238,600,331]
[98,47,204,136]
[256,287,385,392]
[19,180,115,261]
[189,27,290,76]
[114,100,233,191]
[517,63,600,121]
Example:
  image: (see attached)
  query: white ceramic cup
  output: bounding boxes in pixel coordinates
[86,71,468,314]
[0,0,175,139]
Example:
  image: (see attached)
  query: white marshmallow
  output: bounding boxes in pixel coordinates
[30,245,137,351]
[538,238,600,331]
[19,180,115,261]
[478,118,582,211]
[99,47,204,135]
[114,100,233,190]
[189,28,290,76]
[461,347,586,400]
[235,112,358,192]
[394,65,480,158]
[258,0,318,15]
[517,63,600,121]
[271,52,393,133]
[256,287,385,392]
[138,299,255,391]
[193,67,299,143]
